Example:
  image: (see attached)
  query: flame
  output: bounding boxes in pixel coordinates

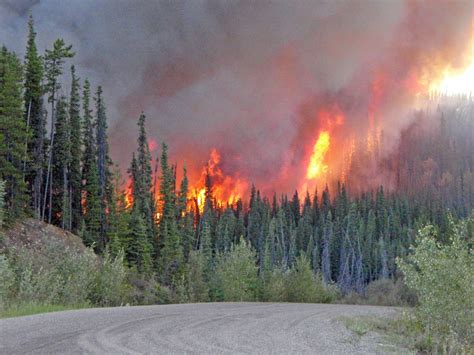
[302,105,345,193]
[148,138,158,152]
[124,181,133,209]
[429,62,474,96]
[190,148,247,213]
[306,131,330,180]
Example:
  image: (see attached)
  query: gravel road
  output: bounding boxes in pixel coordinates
[0,303,399,354]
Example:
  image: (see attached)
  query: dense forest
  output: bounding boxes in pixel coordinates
[1,15,473,301]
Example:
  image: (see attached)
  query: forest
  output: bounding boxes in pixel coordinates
[0,14,473,350]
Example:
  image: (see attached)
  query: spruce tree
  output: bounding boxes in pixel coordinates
[159,142,184,284]
[0,47,28,221]
[23,15,45,217]
[42,39,74,223]
[81,80,101,248]
[69,65,82,232]
[95,86,112,246]
[135,113,155,237]
[51,97,70,228]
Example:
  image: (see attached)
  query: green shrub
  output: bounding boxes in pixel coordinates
[187,250,209,302]
[0,255,15,309]
[261,269,286,302]
[286,255,320,303]
[9,240,96,306]
[341,278,417,306]
[397,218,474,351]
[89,249,130,306]
[216,238,258,301]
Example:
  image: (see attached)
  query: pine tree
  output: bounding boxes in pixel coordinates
[69,66,82,232]
[321,211,333,283]
[127,208,153,275]
[81,80,101,248]
[159,142,183,284]
[42,39,74,223]
[23,15,45,217]
[107,166,130,257]
[51,97,70,228]
[0,47,28,221]
[134,113,155,237]
[178,167,194,261]
[95,86,112,247]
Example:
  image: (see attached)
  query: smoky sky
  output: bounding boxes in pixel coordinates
[1,0,472,194]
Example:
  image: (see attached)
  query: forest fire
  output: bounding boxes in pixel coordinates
[190,149,247,212]
[306,131,330,180]
[429,62,474,96]
[300,105,345,193]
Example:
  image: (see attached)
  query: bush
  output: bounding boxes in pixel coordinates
[127,270,170,305]
[9,239,97,306]
[187,250,209,302]
[286,256,318,302]
[261,269,286,302]
[0,255,15,309]
[341,278,417,306]
[89,249,130,306]
[216,238,258,301]
[365,278,416,306]
[397,218,474,352]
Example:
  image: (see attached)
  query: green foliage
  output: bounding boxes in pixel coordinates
[23,15,45,218]
[0,255,15,309]
[89,249,130,306]
[261,269,286,302]
[0,180,5,228]
[0,237,130,311]
[286,255,336,303]
[216,238,258,301]
[187,250,210,302]
[397,217,474,351]
[0,47,29,221]
[68,65,82,232]
[341,278,416,307]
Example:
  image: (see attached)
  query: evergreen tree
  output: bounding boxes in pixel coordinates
[321,211,333,283]
[81,80,101,248]
[42,39,74,223]
[51,97,70,228]
[23,15,45,217]
[134,113,155,238]
[68,65,82,232]
[0,48,28,221]
[159,142,183,284]
[127,208,153,275]
[95,86,112,247]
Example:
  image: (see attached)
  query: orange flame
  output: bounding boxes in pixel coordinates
[190,148,247,213]
[306,131,330,180]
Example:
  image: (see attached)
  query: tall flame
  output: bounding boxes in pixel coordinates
[306,131,330,180]
[190,148,247,213]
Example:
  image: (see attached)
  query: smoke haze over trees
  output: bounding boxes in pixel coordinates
[1,0,472,195]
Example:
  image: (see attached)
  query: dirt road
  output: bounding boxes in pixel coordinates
[0,303,399,354]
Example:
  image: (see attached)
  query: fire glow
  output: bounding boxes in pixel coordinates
[429,62,474,96]
[190,149,247,213]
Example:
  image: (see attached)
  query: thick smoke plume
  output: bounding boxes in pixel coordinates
[1,0,472,197]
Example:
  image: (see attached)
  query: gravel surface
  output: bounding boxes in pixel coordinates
[0,303,399,354]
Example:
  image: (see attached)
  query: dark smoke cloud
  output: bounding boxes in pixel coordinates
[1,0,471,195]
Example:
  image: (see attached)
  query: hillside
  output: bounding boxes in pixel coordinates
[1,218,86,255]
